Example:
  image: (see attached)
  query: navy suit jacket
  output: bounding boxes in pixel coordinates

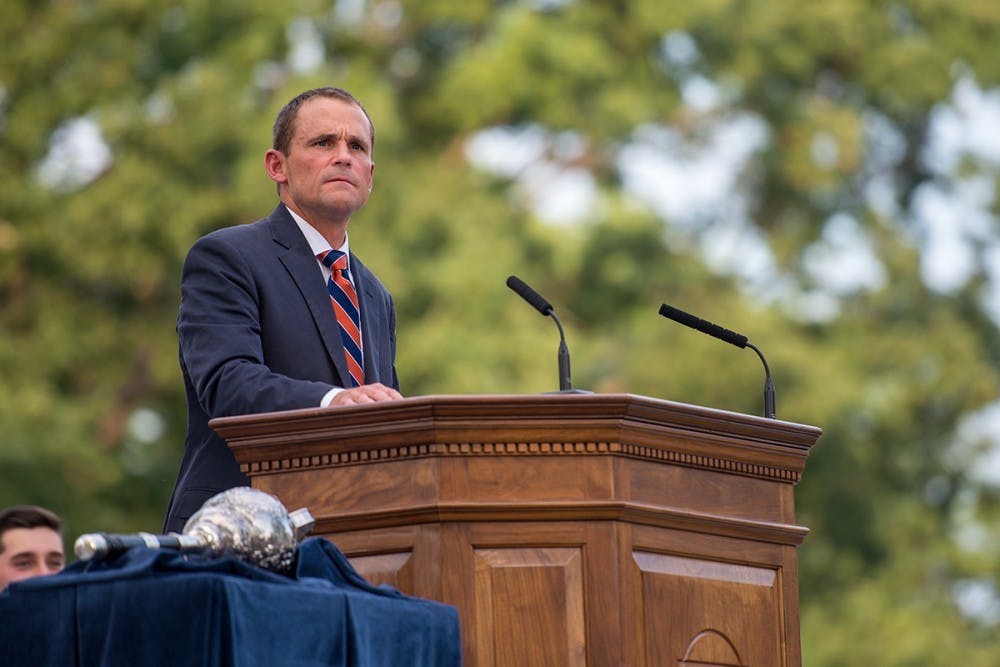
[163,204,398,533]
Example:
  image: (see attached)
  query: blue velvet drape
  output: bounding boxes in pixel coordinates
[0,537,461,667]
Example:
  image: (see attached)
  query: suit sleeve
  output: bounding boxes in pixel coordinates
[387,293,400,391]
[177,233,334,418]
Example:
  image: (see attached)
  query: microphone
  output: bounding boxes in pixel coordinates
[506,275,588,394]
[658,303,776,419]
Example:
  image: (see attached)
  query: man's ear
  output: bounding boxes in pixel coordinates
[264,149,287,185]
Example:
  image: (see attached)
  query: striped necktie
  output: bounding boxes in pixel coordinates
[319,250,364,387]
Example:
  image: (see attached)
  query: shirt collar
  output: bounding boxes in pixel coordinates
[285,205,351,259]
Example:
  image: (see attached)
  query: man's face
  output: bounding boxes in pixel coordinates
[267,96,375,226]
[0,527,65,589]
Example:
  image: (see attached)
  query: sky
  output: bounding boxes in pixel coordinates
[465,75,1000,301]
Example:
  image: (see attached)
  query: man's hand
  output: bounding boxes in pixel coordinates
[328,383,403,406]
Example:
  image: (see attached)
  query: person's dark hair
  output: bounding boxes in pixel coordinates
[272,87,375,155]
[0,505,62,553]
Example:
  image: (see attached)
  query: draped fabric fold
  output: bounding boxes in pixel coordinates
[0,537,460,667]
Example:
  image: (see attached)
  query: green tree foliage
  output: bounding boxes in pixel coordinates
[2,1,999,662]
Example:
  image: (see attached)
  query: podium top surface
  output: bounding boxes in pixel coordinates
[210,394,821,484]
[212,392,820,445]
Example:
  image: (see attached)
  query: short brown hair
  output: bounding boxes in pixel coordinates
[272,87,375,155]
[0,505,62,553]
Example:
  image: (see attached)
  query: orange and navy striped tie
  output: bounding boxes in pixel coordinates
[319,250,364,387]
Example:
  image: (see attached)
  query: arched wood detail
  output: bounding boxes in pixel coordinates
[679,628,746,667]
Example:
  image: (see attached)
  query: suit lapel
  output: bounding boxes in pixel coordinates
[350,253,384,385]
[268,206,352,387]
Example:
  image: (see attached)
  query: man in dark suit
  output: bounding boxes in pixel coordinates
[164,87,403,533]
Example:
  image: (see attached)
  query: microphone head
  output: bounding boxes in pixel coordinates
[659,303,748,348]
[506,275,554,316]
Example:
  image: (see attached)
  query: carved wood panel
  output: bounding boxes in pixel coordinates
[473,547,587,667]
[632,551,782,667]
[349,551,413,591]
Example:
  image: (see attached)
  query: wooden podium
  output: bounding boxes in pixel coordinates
[211,394,821,667]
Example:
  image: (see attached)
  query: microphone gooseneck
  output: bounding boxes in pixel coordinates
[746,341,776,420]
[507,275,585,393]
[556,322,572,393]
[658,303,777,419]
